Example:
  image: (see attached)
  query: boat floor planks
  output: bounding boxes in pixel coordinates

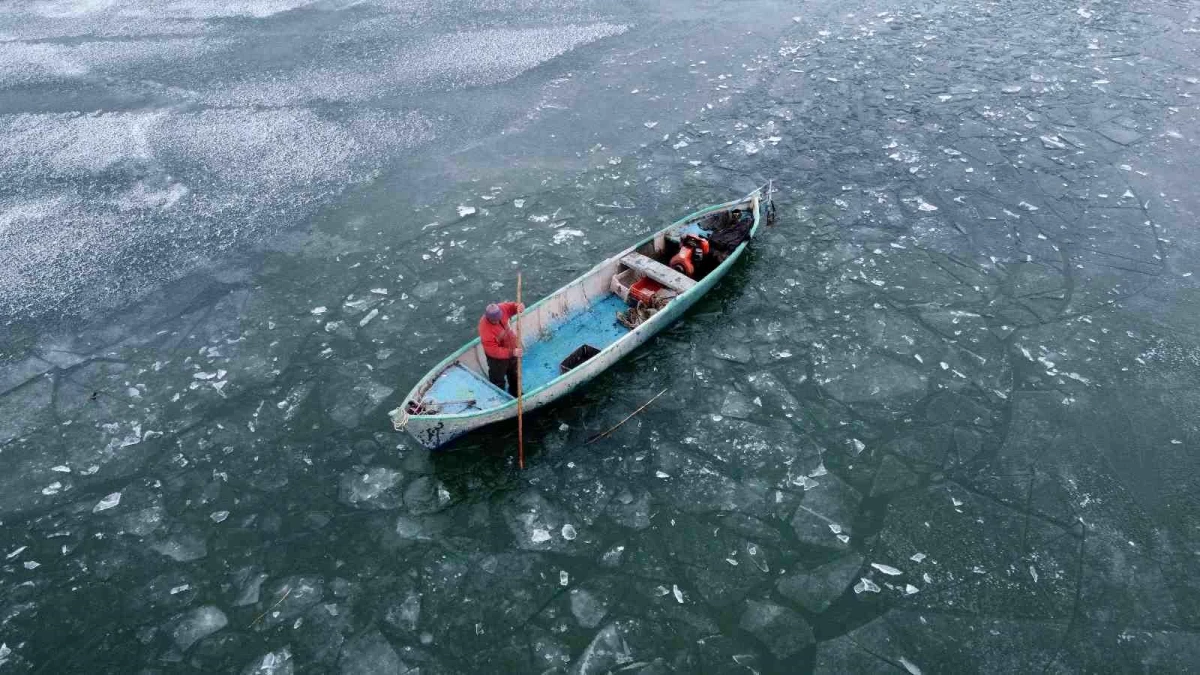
[521,293,630,391]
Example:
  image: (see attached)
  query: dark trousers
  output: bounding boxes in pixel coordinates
[486,356,520,397]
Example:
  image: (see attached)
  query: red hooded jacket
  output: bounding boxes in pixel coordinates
[478,302,521,359]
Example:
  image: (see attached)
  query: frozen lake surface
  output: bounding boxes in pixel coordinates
[2,0,1200,672]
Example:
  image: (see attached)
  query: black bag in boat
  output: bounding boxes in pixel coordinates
[707,210,754,255]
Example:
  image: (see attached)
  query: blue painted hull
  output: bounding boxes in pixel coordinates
[392,189,767,449]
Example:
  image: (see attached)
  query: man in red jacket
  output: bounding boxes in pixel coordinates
[478,301,525,396]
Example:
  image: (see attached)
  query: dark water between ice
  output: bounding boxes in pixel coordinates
[2,0,1200,672]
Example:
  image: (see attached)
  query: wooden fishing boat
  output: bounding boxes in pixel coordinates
[390,186,772,449]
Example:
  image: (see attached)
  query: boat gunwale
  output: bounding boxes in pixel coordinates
[396,190,762,423]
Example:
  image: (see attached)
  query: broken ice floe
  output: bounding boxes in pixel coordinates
[570,588,607,629]
[243,647,292,675]
[870,563,902,576]
[171,606,227,651]
[93,492,122,512]
[853,578,881,594]
[1040,135,1066,149]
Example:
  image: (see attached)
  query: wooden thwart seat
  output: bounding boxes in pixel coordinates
[619,253,697,293]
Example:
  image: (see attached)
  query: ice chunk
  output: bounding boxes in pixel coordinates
[503,490,569,552]
[393,514,449,541]
[210,511,230,523]
[719,391,758,418]
[738,600,814,659]
[870,563,902,576]
[1040,135,1066,149]
[672,584,685,604]
[93,492,122,512]
[403,476,451,515]
[900,656,923,675]
[330,379,394,427]
[457,205,476,217]
[562,524,578,540]
[338,467,404,510]
[571,589,608,628]
[261,577,324,626]
[607,490,651,530]
[242,647,293,675]
[152,532,208,562]
[338,630,405,674]
[384,590,421,632]
[171,606,228,651]
[235,571,269,607]
[311,306,327,315]
[853,578,880,594]
[817,353,926,405]
[560,570,570,586]
[776,554,863,612]
[790,474,860,547]
[118,506,165,537]
[599,544,625,567]
[570,624,632,675]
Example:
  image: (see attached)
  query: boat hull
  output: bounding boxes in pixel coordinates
[394,189,766,449]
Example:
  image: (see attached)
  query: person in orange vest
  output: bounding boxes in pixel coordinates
[478,301,525,396]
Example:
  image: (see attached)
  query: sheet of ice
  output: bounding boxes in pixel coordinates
[384,590,420,632]
[0,108,434,320]
[171,606,227,651]
[92,491,121,512]
[0,38,217,87]
[151,532,207,562]
[242,647,293,675]
[738,600,814,659]
[777,554,864,612]
[403,476,451,514]
[570,623,632,675]
[202,24,629,107]
[338,467,404,510]
[337,631,405,674]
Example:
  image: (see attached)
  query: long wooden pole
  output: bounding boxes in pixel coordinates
[516,272,524,470]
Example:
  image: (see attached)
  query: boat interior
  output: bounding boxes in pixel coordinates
[406,200,756,416]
